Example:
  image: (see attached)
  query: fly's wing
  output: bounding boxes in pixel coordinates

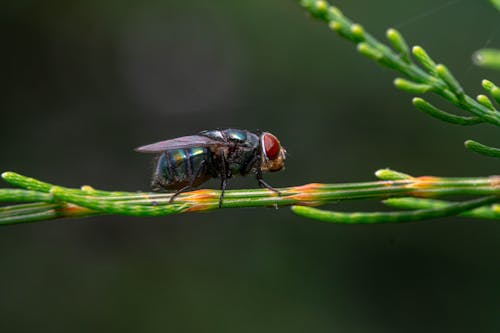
[135,135,222,153]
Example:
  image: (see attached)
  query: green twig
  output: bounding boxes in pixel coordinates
[383,197,500,220]
[291,196,497,224]
[0,169,498,225]
[464,140,500,158]
[0,189,52,203]
[412,98,483,125]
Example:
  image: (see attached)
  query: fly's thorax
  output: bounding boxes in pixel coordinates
[207,144,259,176]
[229,146,259,175]
[200,129,260,148]
[201,129,261,177]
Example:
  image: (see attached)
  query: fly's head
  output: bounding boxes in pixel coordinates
[259,132,286,172]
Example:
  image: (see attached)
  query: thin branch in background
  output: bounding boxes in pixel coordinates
[383,197,500,220]
[299,0,500,157]
[292,196,498,224]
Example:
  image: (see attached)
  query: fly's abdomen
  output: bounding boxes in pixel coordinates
[152,147,211,190]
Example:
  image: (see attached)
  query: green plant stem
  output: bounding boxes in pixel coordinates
[291,196,498,224]
[0,170,498,225]
[0,189,53,202]
[465,140,500,158]
[0,202,97,226]
[412,98,483,125]
[383,197,500,219]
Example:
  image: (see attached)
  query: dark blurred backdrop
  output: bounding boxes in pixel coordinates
[1,0,499,332]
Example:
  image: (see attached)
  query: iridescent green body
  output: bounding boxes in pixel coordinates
[153,147,213,190]
[152,129,261,190]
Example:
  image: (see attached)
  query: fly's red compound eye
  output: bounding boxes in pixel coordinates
[262,133,280,160]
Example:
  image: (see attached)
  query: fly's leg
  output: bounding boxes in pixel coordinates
[256,169,281,195]
[256,169,280,210]
[218,151,228,208]
[168,186,191,204]
[168,160,206,204]
[219,177,227,208]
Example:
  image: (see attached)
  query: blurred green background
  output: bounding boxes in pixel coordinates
[1,0,499,332]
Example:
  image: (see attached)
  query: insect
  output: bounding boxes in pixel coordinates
[135,128,286,207]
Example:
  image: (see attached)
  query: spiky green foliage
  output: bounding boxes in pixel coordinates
[491,0,500,11]
[299,0,500,158]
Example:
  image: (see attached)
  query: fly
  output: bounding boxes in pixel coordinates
[135,128,286,207]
